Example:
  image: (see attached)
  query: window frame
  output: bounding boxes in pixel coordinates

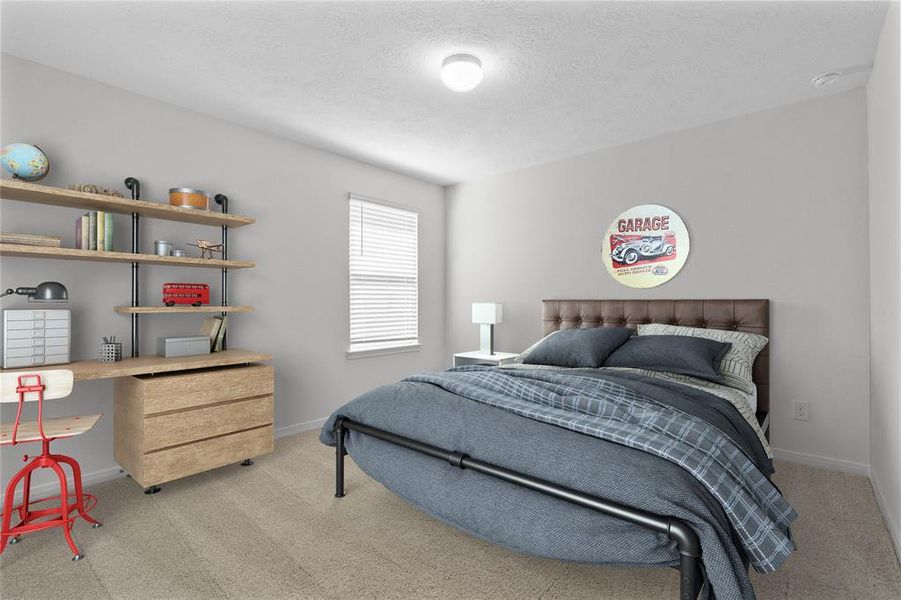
[346,193,421,358]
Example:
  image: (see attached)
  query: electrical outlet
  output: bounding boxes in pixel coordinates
[793,400,811,421]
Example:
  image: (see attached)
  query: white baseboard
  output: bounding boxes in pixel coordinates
[870,469,901,566]
[275,416,328,439]
[9,416,330,504]
[771,447,870,476]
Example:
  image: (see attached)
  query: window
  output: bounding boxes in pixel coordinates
[348,194,419,355]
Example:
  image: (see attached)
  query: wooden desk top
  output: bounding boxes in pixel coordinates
[0,349,272,381]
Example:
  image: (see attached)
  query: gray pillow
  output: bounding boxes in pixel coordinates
[604,335,732,382]
[637,323,768,394]
[522,327,632,368]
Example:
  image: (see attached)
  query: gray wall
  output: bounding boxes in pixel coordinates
[446,90,871,471]
[0,55,446,490]
[867,2,901,559]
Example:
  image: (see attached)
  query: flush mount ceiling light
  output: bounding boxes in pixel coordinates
[810,72,842,87]
[441,54,483,92]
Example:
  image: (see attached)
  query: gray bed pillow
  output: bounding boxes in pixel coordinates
[637,323,768,394]
[521,327,632,368]
[604,335,732,382]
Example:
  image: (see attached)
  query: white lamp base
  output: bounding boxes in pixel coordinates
[479,323,495,355]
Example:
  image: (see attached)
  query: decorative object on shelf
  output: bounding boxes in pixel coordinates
[0,232,61,247]
[75,211,113,251]
[0,143,50,181]
[188,239,224,259]
[162,282,210,307]
[153,240,173,256]
[170,249,186,257]
[472,302,503,355]
[156,335,211,358]
[99,337,123,363]
[169,187,209,210]
[0,281,69,302]
[68,183,123,197]
[601,204,690,288]
[3,308,71,368]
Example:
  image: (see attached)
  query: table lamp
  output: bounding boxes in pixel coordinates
[0,281,69,302]
[472,302,502,355]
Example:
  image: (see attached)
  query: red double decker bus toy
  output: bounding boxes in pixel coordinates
[162,282,210,307]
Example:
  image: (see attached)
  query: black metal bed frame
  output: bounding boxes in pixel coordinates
[333,417,703,600]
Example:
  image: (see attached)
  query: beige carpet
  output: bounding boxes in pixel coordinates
[1,430,899,599]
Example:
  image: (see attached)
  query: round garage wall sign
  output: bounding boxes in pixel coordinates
[602,204,690,288]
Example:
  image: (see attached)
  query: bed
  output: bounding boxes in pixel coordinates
[321,299,792,600]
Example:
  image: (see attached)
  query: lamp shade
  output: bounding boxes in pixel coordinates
[472,302,502,325]
[30,281,69,302]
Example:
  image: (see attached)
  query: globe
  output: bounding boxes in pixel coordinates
[1,143,50,181]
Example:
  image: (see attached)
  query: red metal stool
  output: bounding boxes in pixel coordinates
[1,370,102,560]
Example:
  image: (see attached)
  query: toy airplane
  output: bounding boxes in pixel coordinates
[187,239,224,259]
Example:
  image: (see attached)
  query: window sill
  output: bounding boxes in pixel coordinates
[346,343,421,359]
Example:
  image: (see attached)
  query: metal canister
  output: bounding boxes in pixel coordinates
[170,249,186,257]
[154,240,173,256]
[169,187,209,210]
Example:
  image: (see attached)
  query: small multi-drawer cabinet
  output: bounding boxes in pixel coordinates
[2,309,71,369]
[113,363,274,489]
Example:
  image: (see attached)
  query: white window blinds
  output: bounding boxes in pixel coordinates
[348,195,419,353]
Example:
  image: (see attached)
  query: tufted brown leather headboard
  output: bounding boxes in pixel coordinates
[541,299,769,413]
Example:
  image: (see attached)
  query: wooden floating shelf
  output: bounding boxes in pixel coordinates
[0,244,254,269]
[0,180,255,228]
[0,349,272,382]
[114,305,254,314]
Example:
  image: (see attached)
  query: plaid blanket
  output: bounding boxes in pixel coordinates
[405,366,797,573]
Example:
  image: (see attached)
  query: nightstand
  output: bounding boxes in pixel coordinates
[453,351,519,367]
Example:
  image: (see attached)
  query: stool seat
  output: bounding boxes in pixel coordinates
[1,414,102,445]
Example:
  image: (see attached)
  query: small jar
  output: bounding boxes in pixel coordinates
[154,240,173,256]
[170,249,186,257]
[169,187,209,210]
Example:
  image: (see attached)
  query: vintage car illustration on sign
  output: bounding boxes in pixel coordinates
[602,204,690,288]
[610,234,676,265]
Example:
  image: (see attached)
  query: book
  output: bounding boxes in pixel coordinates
[88,212,97,250]
[199,317,222,351]
[97,210,105,251]
[81,215,90,250]
[75,215,90,249]
[2,232,62,247]
[213,315,229,352]
[104,212,114,251]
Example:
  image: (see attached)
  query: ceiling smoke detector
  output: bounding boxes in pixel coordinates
[810,72,842,88]
[441,54,483,92]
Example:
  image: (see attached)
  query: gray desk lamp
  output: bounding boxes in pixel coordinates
[0,281,69,302]
[472,302,502,355]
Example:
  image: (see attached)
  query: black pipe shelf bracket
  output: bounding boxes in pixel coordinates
[124,177,141,358]
[214,194,228,351]
[333,418,703,600]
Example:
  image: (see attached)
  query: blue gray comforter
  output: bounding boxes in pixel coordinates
[321,366,796,600]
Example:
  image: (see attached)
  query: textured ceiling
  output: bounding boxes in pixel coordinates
[0,1,889,184]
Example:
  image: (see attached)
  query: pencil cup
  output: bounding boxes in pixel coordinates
[99,342,123,363]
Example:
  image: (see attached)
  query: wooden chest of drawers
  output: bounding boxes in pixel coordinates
[114,364,274,488]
